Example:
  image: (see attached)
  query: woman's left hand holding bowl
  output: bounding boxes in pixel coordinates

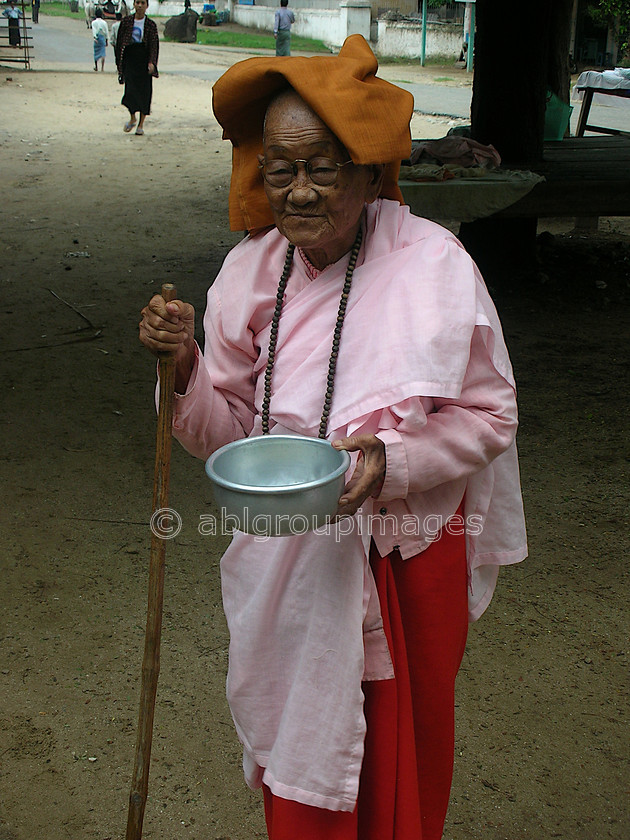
[332,435,386,518]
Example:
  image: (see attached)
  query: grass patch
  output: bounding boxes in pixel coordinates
[423,54,459,66]
[39,5,329,53]
[194,29,329,53]
[380,54,459,67]
[41,1,82,17]
[434,77,455,82]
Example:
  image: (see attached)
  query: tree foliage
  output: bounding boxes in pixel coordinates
[587,0,630,56]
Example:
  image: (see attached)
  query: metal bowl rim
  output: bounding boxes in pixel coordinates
[205,435,351,495]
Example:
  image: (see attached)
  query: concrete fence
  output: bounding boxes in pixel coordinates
[152,0,227,16]
[227,3,462,58]
[375,20,462,60]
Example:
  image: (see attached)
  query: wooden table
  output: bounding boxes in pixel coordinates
[575,86,630,138]
[399,136,630,221]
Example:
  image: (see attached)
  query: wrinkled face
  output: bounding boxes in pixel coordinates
[259,91,383,268]
[134,0,148,17]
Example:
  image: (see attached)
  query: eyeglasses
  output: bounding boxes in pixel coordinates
[258,157,353,188]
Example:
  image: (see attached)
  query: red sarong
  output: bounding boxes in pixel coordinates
[262,520,468,840]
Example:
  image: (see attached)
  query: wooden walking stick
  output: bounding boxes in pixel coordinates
[126,283,178,840]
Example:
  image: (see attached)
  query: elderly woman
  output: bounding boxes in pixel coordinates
[139,35,527,840]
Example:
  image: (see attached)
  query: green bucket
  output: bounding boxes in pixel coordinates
[544,90,573,141]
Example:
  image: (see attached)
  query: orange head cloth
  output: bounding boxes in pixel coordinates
[212,34,414,232]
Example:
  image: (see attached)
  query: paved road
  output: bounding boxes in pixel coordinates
[26,16,474,116]
[19,14,630,132]
[25,12,99,68]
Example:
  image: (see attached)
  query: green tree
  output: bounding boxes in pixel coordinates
[587,0,630,57]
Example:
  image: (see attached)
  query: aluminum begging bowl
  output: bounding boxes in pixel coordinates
[205,435,351,537]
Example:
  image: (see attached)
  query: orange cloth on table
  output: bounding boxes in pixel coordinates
[211,34,414,232]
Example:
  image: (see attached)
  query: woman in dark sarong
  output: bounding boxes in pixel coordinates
[2,0,23,48]
[115,0,159,136]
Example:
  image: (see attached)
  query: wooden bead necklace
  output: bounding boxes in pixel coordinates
[261,226,363,438]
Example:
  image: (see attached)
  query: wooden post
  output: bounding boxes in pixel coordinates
[466,2,475,73]
[420,0,427,67]
[575,87,594,137]
[125,283,178,840]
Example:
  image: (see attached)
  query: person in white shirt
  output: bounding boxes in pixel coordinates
[110,11,122,61]
[2,0,23,48]
[91,8,109,72]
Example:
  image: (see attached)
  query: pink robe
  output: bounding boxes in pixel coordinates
[170,198,527,811]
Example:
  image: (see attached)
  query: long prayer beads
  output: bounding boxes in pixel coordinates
[260,227,363,439]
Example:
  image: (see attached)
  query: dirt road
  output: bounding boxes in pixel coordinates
[1,13,628,840]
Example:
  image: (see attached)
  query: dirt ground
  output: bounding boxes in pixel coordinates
[1,16,628,840]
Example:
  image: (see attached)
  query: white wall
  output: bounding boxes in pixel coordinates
[116,0,464,60]
[154,1,228,16]
[229,1,370,51]
[375,20,463,59]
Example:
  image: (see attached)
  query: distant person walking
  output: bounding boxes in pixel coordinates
[2,0,23,48]
[91,8,109,72]
[274,0,294,56]
[32,0,40,25]
[110,11,122,62]
[115,0,159,136]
